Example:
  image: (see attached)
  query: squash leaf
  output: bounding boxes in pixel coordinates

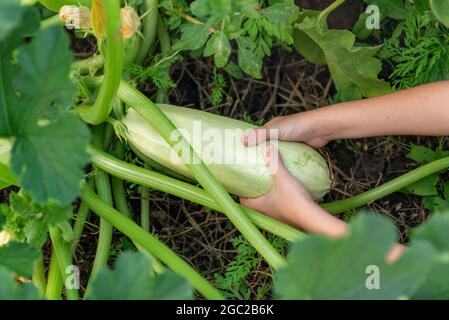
[0,241,40,277]
[294,6,390,101]
[275,213,436,299]
[430,0,449,28]
[363,0,406,20]
[412,214,449,299]
[87,251,193,300]
[0,11,90,205]
[0,266,41,299]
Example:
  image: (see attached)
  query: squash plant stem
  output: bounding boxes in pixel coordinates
[45,251,63,300]
[110,141,165,273]
[86,125,114,292]
[322,156,449,214]
[134,0,159,65]
[72,178,95,247]
[80,186,224,300]
[77,0,124,125]
[49,226,79,300]
[32,258,46,297]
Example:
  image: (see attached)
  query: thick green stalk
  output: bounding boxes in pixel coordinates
[140,185,151,232]
[72,179,95,245]
[157,15,171,54]
[49,226,79,300]
[110,142,165,272]
[322,156,449,214]
[88,126,114,288]
[72,55,105,75]
[45,251,63,300]
[77,1,123,124]
[88,170,113,282]
[117,81,286,269]
[80,187,224,300]
[90,147,302,242]
[32,258,46,298]
[156,14,171,103]
[111,143,131,218]
[134,0,159,65]
[322,157,449,214]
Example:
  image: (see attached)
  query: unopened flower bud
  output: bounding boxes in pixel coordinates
[120,6,141,39]
[59,5,91,30]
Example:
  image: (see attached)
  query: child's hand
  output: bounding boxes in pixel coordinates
[242,145,405,262]
[242,113,330,148]
[240,145,347,237]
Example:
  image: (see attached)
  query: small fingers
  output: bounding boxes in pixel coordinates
[242,126,279,146]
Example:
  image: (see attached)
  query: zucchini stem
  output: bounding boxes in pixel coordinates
[134,0,159,65]
[45,251,63,300]
[77,0,123,124]
[80,186,224,300]
[87,126,114,291]
[32,257,46,298]
[322,156,449,214]
[49,226,79,300]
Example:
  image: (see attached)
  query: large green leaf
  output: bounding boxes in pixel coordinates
[430,0,449,28]
[0,266,41,300]
[0,24,90,205]
[294,7,390,101]
[87,252,193,300]
[363,0,406,20]
[172,23,211,51]
[412,214,449,299]
[275,214,436,299]
[0,241,40,277]
[0,0,22,43]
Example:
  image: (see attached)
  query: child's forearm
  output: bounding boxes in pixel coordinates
[305,80,449,140]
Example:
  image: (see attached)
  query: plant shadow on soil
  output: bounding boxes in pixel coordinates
[1,0,443,299]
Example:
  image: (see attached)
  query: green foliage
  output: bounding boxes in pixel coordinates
[1,192,72,248]
[214,235,286,299]
[209,71,227,106]
[0,266,41,300]
[363,0,406,20]
[379,6,449,89]
[410,214,449,299]
[0,4,90,205]
[275,213,436,299]
[128,52,179,89]
[0,241,40,277]
[87,251,193,300]
[402,143,449,213]
[293,3,390,101]
[163,0,299,78]
[353,1,406,40]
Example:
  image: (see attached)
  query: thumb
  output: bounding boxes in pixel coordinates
[242,125,280,147]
